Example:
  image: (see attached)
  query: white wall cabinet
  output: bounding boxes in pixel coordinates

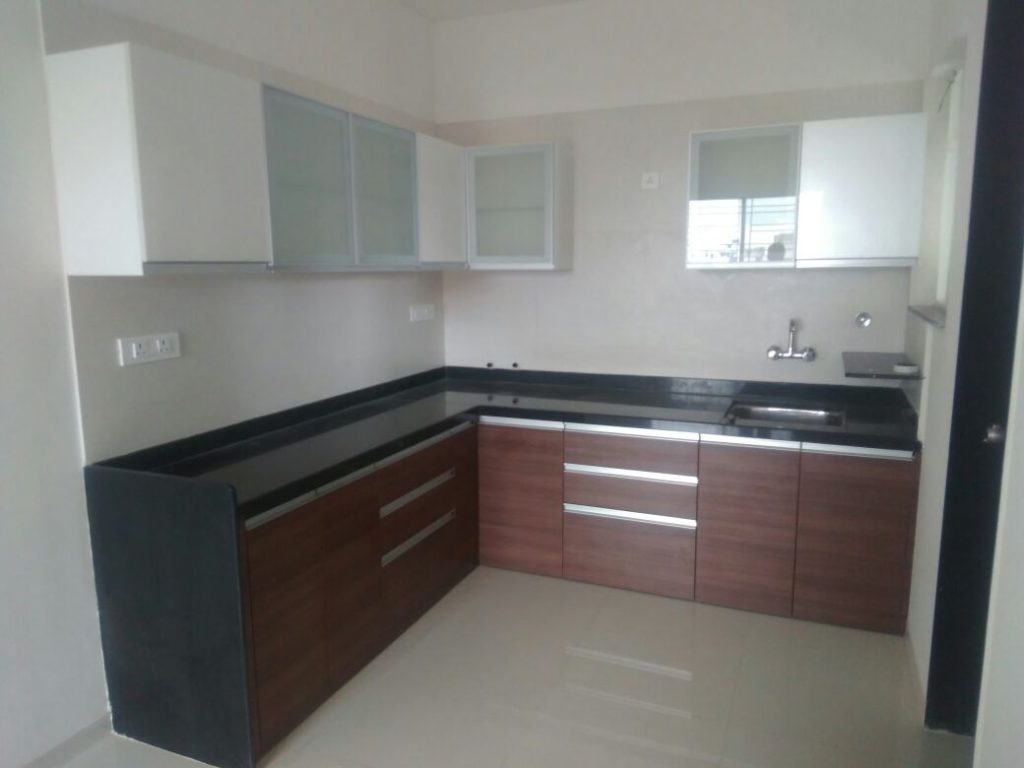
[796,114,927,268]
[416,134,467,268]
[685,113,926,270]
[46,43,272,275]
[467,143,572,270]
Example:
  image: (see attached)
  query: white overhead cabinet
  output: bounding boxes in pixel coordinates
[468,143,572,270]
[685,113,927,270]
[796,114,927,268]
[416,134,468,268]
[46,43,272,275]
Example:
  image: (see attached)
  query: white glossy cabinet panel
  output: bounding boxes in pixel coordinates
[264,88,355,269]
[352,117,418,267]
[467,143,572,270]
[796,114,927,267]
[416,134,467,267]
[46,43,271,275]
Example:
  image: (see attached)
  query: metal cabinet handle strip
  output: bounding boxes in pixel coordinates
[563,463,698,486]
[246,421,472,531]
[379,468,456,518]
[564,423,699,442]
[478,415,565,431]
[699,433,801,451]
[800,442,916,461]
[381,509,456,566]
[563,503,697,530]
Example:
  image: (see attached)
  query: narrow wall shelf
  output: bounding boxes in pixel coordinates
[842,351,924,381]
[908,304,947,329]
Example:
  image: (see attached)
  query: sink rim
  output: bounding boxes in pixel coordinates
[725,401,847,427]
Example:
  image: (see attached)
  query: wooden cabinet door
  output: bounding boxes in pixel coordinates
[794,450,920,633]
[246,503,329,751]
[451,426,479,574]
[319,475,384,689]
[695,441,800,616]
[478,423,564,576]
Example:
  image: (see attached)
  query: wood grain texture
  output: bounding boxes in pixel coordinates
[451,427,479,572]
[793,453,920,634]
[564,431,697,475]
[695,444,800,617]
[382,516,459,634]
[564,471,696,518]
[318,476,384,689]
[377,437,454,506]
[246,503,329,751]
[563,512,695,599]
[478,425,564,577]
[380,476,457,553]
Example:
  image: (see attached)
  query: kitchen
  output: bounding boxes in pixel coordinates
[3,1,1023,768]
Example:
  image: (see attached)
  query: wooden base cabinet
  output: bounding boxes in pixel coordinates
[793,447,920,634]
[695,438,801,617]
[478,419,564,576]
[246,424,477,756]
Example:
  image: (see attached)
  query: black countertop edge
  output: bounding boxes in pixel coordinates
[97,367,448,471]
[445,366,913,406]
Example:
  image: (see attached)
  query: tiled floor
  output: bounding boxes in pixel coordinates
[60,568,973,768]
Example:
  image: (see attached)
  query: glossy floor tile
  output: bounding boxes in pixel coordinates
[58,568,974,768]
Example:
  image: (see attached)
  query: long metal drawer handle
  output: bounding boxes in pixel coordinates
[478,415,565,431]
[564,423,699,442]
[699,433,800,451]
[379,468,456,519]
[563,503,697,530]
[563,463,698,486]
[800,442,916,461]
[381,509,456,566]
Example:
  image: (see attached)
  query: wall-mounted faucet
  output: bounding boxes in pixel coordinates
[767,319,817,362]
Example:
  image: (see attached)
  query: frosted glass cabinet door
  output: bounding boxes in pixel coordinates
[352,117,418,266]
[796,114,926,267]
[469,144,552,266]
[263,87,355,268]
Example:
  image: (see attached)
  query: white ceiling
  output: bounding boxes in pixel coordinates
[398,0,579,21]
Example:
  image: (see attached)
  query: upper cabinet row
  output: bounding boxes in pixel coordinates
[686,114,927,269]
[45,43,572,276]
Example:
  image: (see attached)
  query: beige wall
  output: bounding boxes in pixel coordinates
[433,0,933,122]
[441,83,920,384]
[42,0,435,127]
[70,275,444,462]
[904,0,988,706]
[0,2,108,766]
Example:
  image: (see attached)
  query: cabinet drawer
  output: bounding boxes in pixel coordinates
[564,427,698,475]
[563,467,697,518]
[377,436,454,506]
[382,510,459,632]
[563,506,696,599]
[380,468,458,554]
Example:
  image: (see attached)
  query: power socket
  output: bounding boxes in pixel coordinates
[117,332,181,366]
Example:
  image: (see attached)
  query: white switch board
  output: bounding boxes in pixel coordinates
[117,332,181,366]
[408,304,436,322]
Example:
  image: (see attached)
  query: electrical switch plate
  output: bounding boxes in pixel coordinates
[408,304,436,322]
[117,332,181,366]
[641,172,660,190]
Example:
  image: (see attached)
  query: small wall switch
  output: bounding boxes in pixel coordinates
[117,332,181,366]
[641,172,660,190]
[408,304,436,323]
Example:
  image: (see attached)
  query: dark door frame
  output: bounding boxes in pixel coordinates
[926,0,1024,735]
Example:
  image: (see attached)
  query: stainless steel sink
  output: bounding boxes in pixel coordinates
[726,402,846,427]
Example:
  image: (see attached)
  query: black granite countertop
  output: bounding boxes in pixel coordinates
[98,367,920,518]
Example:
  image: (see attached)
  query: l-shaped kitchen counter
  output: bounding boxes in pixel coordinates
[85,366,920,768]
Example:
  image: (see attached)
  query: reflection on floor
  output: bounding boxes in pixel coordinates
[60,567,974,768]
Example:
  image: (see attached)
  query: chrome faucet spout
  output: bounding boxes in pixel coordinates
[767,318,816,362]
